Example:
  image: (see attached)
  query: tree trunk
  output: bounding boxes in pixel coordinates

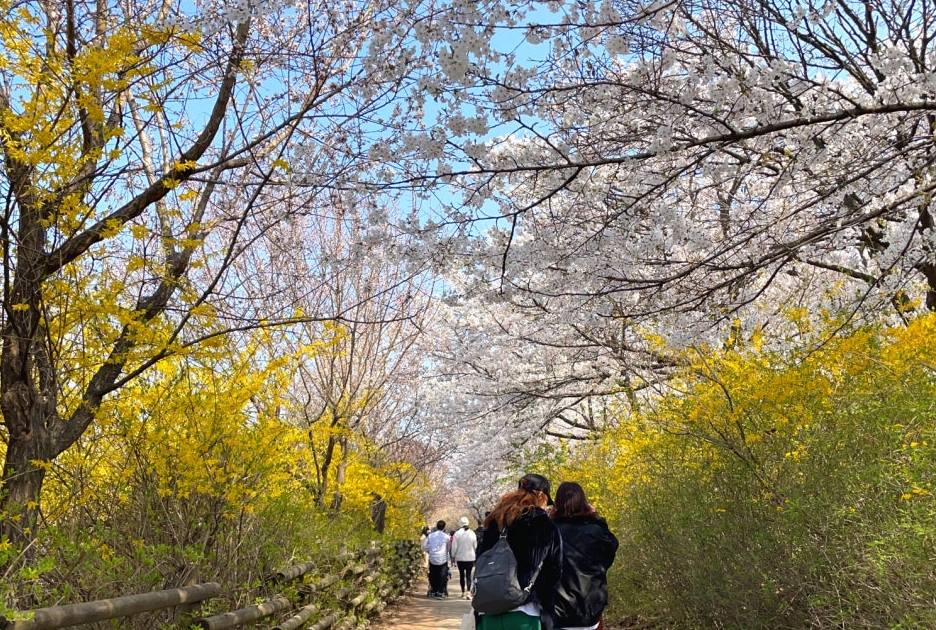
[0,335,58,549]
[370,494,387,533]
[314,433,337,507]
[0,419,50,547]
[330,437,348,512]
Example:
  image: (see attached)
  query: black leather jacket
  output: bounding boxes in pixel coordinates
[479,507,563,629]
[552,515,619,628]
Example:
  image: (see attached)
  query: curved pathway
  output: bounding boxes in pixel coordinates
[370,574,472,630]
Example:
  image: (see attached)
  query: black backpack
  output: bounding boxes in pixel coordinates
[471,526,544,615]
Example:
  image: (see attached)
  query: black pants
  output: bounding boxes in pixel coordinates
[428,561,448,595]
[456,560,474,592]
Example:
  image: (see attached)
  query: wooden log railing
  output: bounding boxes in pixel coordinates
[0,540,422,630]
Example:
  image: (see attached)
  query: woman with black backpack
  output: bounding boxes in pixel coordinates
[474,473,563,630]
[550,482,619,630]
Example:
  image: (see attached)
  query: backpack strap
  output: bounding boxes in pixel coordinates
[523,552,546,594]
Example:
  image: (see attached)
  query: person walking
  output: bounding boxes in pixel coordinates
[550,482,619,630]
[419,525,431,570]
[423,520,451,598]
[475,511,489,544]
[476,473,563,630]
[451,516,478,599]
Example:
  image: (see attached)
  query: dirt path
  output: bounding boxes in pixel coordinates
[369,574,473,630]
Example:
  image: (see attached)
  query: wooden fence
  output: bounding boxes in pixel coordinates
[0,540,422,630]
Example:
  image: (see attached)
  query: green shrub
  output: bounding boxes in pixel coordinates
[571,316,936,630]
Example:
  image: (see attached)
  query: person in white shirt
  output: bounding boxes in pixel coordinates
[422,520,451,598]
[450,516,478,599]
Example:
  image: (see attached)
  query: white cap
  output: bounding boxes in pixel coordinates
[459,516,470,527]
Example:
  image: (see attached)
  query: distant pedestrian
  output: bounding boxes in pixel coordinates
[451,516,478,599]
[423,520,451,598]
[475,511,489,544]
[550,482,618,630]
[419,525,431,569]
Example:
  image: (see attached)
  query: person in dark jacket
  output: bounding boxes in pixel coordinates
[475,510,489,549]
[476,473,563,630]
[550,482,619,630]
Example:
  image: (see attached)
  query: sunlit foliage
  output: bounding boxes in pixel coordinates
[559,315,936,629]
[0,329,427,613]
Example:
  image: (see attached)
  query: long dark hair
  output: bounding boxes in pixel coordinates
[551,481,594,519]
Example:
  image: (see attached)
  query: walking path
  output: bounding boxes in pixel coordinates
[369,574,472,630]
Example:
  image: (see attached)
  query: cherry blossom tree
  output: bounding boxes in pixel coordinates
[410,0,936,324]
[263,200,444,511]
[7,0,935,544]
[406,0,936,480]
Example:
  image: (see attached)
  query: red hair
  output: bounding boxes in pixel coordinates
[485,489,545,530]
